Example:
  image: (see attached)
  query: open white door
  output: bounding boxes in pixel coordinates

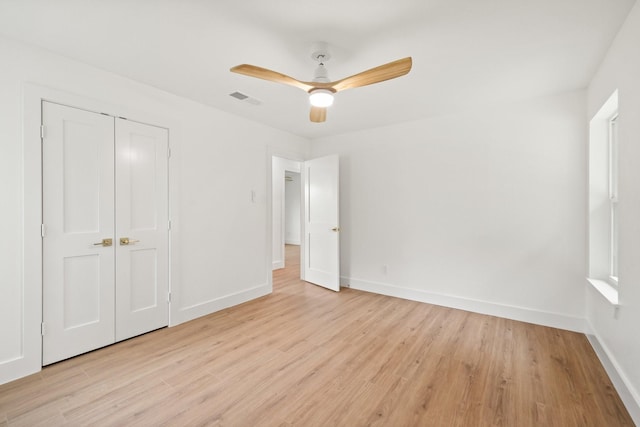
[42,102,116,365]
[303,155,340,291]
[115,119,169,341]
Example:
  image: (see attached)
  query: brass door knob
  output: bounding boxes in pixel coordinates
[119,237,140,245]
[93,238,113,247]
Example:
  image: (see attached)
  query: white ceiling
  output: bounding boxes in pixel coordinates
[0,0,635,139]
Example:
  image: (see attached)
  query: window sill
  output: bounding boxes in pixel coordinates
[587,278,619,307]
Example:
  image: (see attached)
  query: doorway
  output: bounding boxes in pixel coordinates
[284,172,301,248]
[271,154,340,291]
[272,156,303,271]
[283,171,301,278]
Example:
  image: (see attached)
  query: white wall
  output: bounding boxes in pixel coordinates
[272,157,302,269]
[587,2,640,422]
[311,90,588,331]
[0,35,309,385]
[285,172,301,245]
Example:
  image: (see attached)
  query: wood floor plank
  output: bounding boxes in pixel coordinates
[0,244,634,426]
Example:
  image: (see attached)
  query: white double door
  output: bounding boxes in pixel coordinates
[42,102,169,365]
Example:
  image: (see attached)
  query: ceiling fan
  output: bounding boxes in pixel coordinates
[230,46,412,123]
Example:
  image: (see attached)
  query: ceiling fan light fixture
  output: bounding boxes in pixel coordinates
[230,55,412,123]
[309,89,334,107]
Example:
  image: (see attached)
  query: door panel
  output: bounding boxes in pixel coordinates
[303,155,340,291]
[62,127,101,233]
[128,248,158,312]
[63,255,101,328]
[115,119,169,341]
[42,101,116,365]
[308,234,333,274]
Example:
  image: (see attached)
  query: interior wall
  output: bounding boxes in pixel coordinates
[587,1,640,421]
[285,172,301,245]
[0,35,309,385]
[311,90,588,331]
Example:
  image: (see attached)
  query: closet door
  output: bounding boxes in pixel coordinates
[42,104,170,365]
[115,119,169,341]
[42,102,116,365]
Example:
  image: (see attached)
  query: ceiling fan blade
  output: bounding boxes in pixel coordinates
[310,106,327,123]
[330,57,412,92]
[230,64,314,92]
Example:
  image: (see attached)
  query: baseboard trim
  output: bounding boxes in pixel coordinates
[272,260,284,270]
[585,324,640,425]
[174,282,271,325]
[341,276,587,333]
[0,355,40,386]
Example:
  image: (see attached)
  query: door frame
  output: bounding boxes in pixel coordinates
[19,83,177,381]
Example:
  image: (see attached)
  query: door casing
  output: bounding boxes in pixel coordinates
[7,84,179,384]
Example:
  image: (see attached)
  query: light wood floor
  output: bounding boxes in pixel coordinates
[0,245,633,426]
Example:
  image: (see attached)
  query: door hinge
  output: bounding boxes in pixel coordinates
[167,147,171,158]
[41,322,46,336]
[40,125,45,139]
[41,224,46,238]
[167,292,172,303]
[168,220,172,230]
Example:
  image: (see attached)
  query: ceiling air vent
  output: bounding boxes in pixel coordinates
[229,91,262,106]
[230,91,248,100]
